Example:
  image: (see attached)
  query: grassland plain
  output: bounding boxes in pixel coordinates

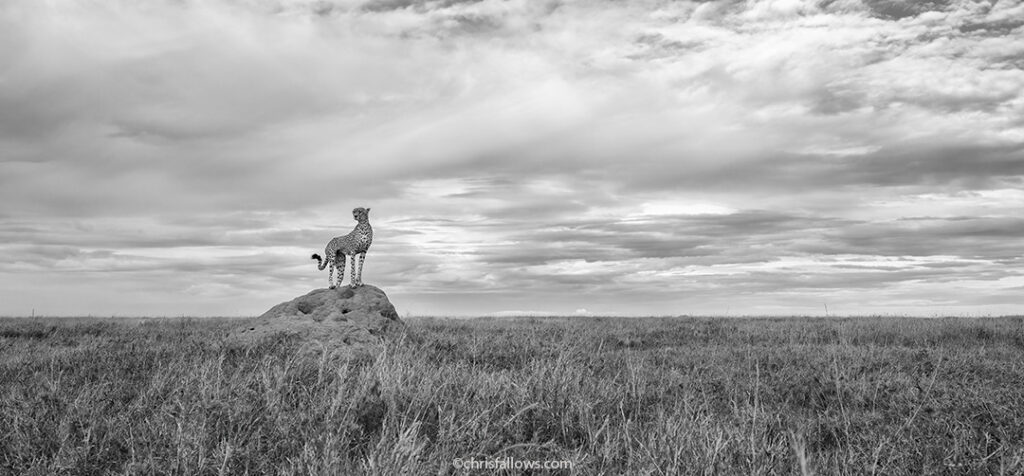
[1,315,1023,475]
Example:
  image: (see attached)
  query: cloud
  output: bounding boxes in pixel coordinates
[824,216,1024,259]
[1,0,1022,316]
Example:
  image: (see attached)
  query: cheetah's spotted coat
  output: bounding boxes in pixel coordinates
[311,207,373,289]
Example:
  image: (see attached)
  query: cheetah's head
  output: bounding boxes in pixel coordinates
[353,207,371,222]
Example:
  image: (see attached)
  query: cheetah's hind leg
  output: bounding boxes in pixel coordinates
[335,251,346,290]
[328,257,335,289]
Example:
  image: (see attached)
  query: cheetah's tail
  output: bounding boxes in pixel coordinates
[311,253,327,270]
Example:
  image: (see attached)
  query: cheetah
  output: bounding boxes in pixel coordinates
[311,207,373,289]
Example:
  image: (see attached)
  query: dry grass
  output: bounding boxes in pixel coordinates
[1,315,1023,475]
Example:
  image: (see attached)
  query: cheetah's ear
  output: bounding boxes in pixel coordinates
[366,208,371,213]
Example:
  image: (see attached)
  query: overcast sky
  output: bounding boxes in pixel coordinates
[2,0,1022,317]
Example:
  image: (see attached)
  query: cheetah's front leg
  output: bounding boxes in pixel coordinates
[355,252,366,286]
[349,254,359,288]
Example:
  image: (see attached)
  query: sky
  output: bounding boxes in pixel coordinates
[1,0,1022,317]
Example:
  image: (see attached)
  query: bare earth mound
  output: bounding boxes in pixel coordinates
[231,284,404,354]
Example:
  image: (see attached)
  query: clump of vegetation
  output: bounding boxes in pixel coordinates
[1,316,1023,474]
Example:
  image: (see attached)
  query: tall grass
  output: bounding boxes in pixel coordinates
[1,316,1023,475]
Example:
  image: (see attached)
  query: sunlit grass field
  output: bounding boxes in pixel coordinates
[2,315,1023,475]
